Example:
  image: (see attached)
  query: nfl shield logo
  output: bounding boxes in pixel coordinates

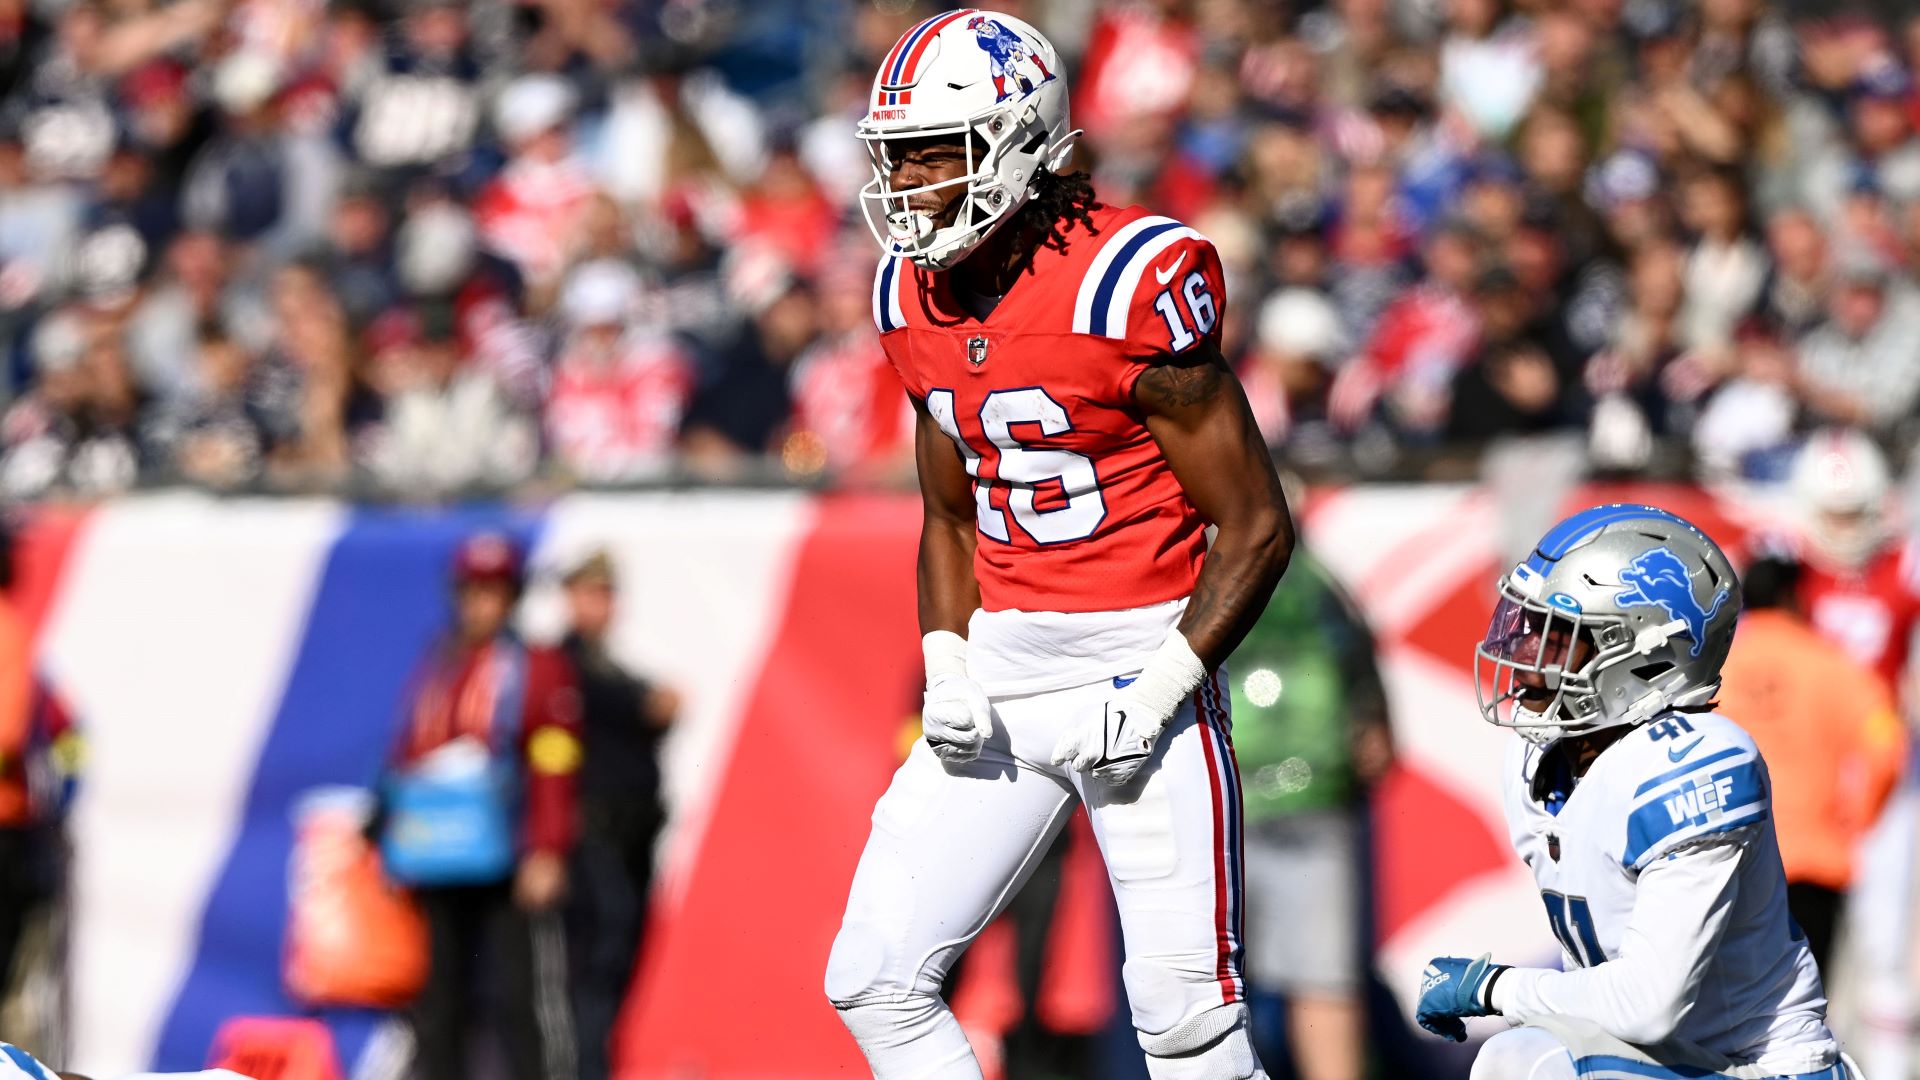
[966,336,989,366]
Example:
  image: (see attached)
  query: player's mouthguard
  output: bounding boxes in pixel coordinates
[888,210,936,246]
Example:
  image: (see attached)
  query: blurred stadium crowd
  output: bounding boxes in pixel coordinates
[9,0,1920,499]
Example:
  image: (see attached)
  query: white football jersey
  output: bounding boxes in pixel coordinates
[0,1046,53,1080]
[1498,710,1835,1068]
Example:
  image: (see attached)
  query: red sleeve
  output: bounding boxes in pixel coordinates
[518,648,583,856]
[1115,232,1227,398]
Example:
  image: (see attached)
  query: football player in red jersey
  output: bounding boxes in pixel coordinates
[1787,429,1920,1080]
[824,11,1291,1080]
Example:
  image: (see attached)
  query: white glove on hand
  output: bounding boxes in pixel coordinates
[922,630,992,764]
[1052,629,1208,786]
[923,672,993,763]
[1051,695,1165,784]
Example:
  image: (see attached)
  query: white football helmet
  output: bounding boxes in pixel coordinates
[1790,428,1892,572]
[856,10,1080,270]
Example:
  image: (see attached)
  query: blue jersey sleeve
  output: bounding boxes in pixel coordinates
[1618,718,1770,871]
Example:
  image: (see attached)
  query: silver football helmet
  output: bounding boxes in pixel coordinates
[1476,505,1741,747]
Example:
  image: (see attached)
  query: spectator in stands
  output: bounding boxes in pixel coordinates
[785,260,912,481]
[1761,208,1831,337]
[1244,286,1348,449]
[1,314,145,500]
[1677,165,1767,355]
[545,260,693,482]
[1717,555,1905,972]
[1794,253,1920,436]
[345,0,483,180]
[362,300,537,497]
[1230,532,1393,1080]
[1446,267,1576,446]
[680,274,809,477]
[315,173,398,330]
[474,74,597,292]
[122,230,235,407]
[145,323,267,490]
[557,549,678,1080]
[1692,321,1800,479]
[1329,220,1483,439]
[379,533,580,1080]
[1585,240,1694,441]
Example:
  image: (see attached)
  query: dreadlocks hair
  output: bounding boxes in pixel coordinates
[1013,169,1102,261]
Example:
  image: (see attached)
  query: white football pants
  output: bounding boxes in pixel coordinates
[826,672,1265,1079]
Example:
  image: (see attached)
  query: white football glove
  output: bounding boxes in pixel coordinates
[921,630,993,764]
[1051,695,1165,784]
[1052,630,1208,786]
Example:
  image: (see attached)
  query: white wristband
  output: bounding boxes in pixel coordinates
[922,630,970,684]
[1125,629,1209,728]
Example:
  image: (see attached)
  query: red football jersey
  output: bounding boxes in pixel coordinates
[1798,539,1920,692]
[875,204,1224,614]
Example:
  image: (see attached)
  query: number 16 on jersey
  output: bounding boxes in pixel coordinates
[926,387,1109,545]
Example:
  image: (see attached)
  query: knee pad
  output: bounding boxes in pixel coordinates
[1121,952,1232,1037]
[1470,1027,1576,1080]
[1136,1003,1264,1080]
[831,992,981,1078]
[825,917,894,1006]
[832,992,943,1046]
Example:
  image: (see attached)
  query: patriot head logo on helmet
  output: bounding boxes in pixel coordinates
[966,15,1055,100]
[855,9,1079,270]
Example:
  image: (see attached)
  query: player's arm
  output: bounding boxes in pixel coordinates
[1135,341,1294,667]
[910,392,994,763]
[1490,829,1750,1044]
[912,392,982,637]
[1052,342,1292,783]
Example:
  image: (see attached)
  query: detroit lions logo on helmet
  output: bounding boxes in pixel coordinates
[968,16,1055,101]
[1614,547,1730,658]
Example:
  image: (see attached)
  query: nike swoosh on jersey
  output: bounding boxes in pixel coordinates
[1113,674,1138,688]
[1668,736,1706,762]
[1153,251,1188,285]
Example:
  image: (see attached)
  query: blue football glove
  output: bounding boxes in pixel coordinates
[1416,954,1506,1042]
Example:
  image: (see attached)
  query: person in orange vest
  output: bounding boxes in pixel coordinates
[378,532,583,1080]
[1716,555,1906,973]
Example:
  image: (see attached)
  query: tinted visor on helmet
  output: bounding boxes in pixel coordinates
[1475,586,1607,741]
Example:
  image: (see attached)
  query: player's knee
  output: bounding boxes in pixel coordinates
[824,919,898,1006]
[1470,1027,1576,1080]
[832,991,947,1048]
[1120,954,1223,1036]
[1135,1003,1263,1080]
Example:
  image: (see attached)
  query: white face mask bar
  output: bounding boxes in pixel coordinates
[1476,575,1648,745]
[1476,590,1586,743]
[860,128,980,258]
[857,106,1028,269]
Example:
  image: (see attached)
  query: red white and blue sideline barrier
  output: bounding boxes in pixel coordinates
[7,484,1775,1077]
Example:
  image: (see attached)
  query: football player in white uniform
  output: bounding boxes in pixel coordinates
[1415,506,1854,1079]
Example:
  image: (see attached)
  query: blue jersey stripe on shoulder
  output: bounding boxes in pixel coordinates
[1622,759,1766,867]
[876,257,899,332]
[1087,221,1181,337]
[1631,746,1746,797]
